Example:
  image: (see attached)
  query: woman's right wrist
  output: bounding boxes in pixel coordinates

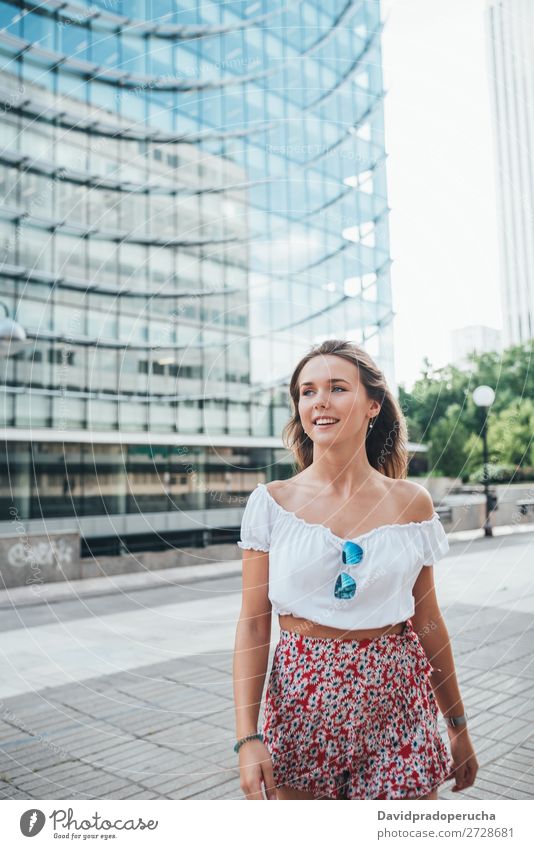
[234,731,263,754]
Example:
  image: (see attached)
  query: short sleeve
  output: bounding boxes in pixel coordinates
[237,485,272,552]
[418,515,450,566]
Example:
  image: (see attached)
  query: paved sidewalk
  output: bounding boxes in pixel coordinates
[0,529,533,800]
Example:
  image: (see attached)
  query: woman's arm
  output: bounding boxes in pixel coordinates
[407,484,478,792]
[411,565,465,716]
[406,483,467,717]
[233,548,272,736]
[411,565,478,791]
[232,548,276,799]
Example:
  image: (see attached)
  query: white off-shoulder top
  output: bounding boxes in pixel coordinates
[237,482,450,629]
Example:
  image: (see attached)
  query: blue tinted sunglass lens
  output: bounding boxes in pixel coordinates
[342,541,363,565]
[334,572,357,599]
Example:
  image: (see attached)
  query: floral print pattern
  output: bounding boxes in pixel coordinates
[262,619,454,799]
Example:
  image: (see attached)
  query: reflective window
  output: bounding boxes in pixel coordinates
[0,0,391,440]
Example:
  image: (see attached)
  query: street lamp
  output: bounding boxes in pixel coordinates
[0,300,27,357]
[473,384,496,537]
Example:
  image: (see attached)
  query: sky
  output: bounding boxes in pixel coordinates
[379,0,502,390]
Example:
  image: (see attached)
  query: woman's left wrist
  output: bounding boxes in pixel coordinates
[443,712,468,735]
[443,712,466,727]
[447,723,468,737]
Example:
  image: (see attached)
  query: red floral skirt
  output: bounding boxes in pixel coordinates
[262,618,454,799]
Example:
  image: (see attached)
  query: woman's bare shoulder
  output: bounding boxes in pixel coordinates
[264,479,284,497]
[388,479,435,523]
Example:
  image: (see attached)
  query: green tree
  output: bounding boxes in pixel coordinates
[400,365,472,449]
[427,404,471,479]
[469,342,534,413]
[488,399,534,467]
[399,338,534,479]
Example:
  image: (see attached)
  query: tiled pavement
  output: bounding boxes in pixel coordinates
[0,529,533,800]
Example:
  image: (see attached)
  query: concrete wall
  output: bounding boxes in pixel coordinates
[439,497,486,532]
[0,532,239,589]
[83,543,239,580]
[0,529,81,589]
[493,483,534,525]
[437,483,534,532]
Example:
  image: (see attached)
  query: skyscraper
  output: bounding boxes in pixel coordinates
[486,0,534,347]
[0,0,394,552]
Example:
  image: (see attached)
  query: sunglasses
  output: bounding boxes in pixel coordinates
[334,540,364,600]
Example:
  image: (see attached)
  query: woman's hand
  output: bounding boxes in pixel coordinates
[239,740,277,800]
[447,728,478,792]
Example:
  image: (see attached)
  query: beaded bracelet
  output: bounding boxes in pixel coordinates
[234,732,263,753]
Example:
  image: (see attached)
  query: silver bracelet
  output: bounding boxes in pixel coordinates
[444,713,467,728]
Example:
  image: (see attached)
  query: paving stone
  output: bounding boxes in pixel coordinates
[167,772,237,800]
[471,739,516,765]
[73,778,135,797]
[440,785,497,800]
[495,661,534,679]
[202,712,240,733]
[3,787,35,799]
[2,551,533,801]
[503,749,534,768]
[513,704,534,722]
[127,789,161,799]
[495,676,534,696]
[101,715,185,736]
[472,777,532,800]
[88,744,176,773]
[16,761,96,786]
[139,758,222,791]
[106,755,197,784]
[482,758,533,779]
[0,781,23,798]
[18,765,99,794]
[4,744,113,773]
[473,714,530,740]
[468,671,511,690]
[95,783,150,800]
[68,740,156,767]
[217,784,243,800]
[185,777,242,800]
[68,774,141,796]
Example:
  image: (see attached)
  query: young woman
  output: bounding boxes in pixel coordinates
[232,339,478,800]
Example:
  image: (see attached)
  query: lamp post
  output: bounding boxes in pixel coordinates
[0,300,27,357]
[473,384,496,538]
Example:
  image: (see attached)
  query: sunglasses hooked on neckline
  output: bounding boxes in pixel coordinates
[334,540,364,600]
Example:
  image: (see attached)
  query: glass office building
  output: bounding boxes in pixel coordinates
[0,0,395,551]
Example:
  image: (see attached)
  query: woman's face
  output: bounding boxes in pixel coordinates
[297,354,379,442]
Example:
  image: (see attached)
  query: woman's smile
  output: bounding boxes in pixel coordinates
[313,417,340,428]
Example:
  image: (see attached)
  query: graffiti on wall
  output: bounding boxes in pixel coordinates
[7,538,75,570]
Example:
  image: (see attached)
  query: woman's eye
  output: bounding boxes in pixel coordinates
[302,387,345,396]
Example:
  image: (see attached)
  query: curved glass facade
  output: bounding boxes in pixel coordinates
[0,0,394,544]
